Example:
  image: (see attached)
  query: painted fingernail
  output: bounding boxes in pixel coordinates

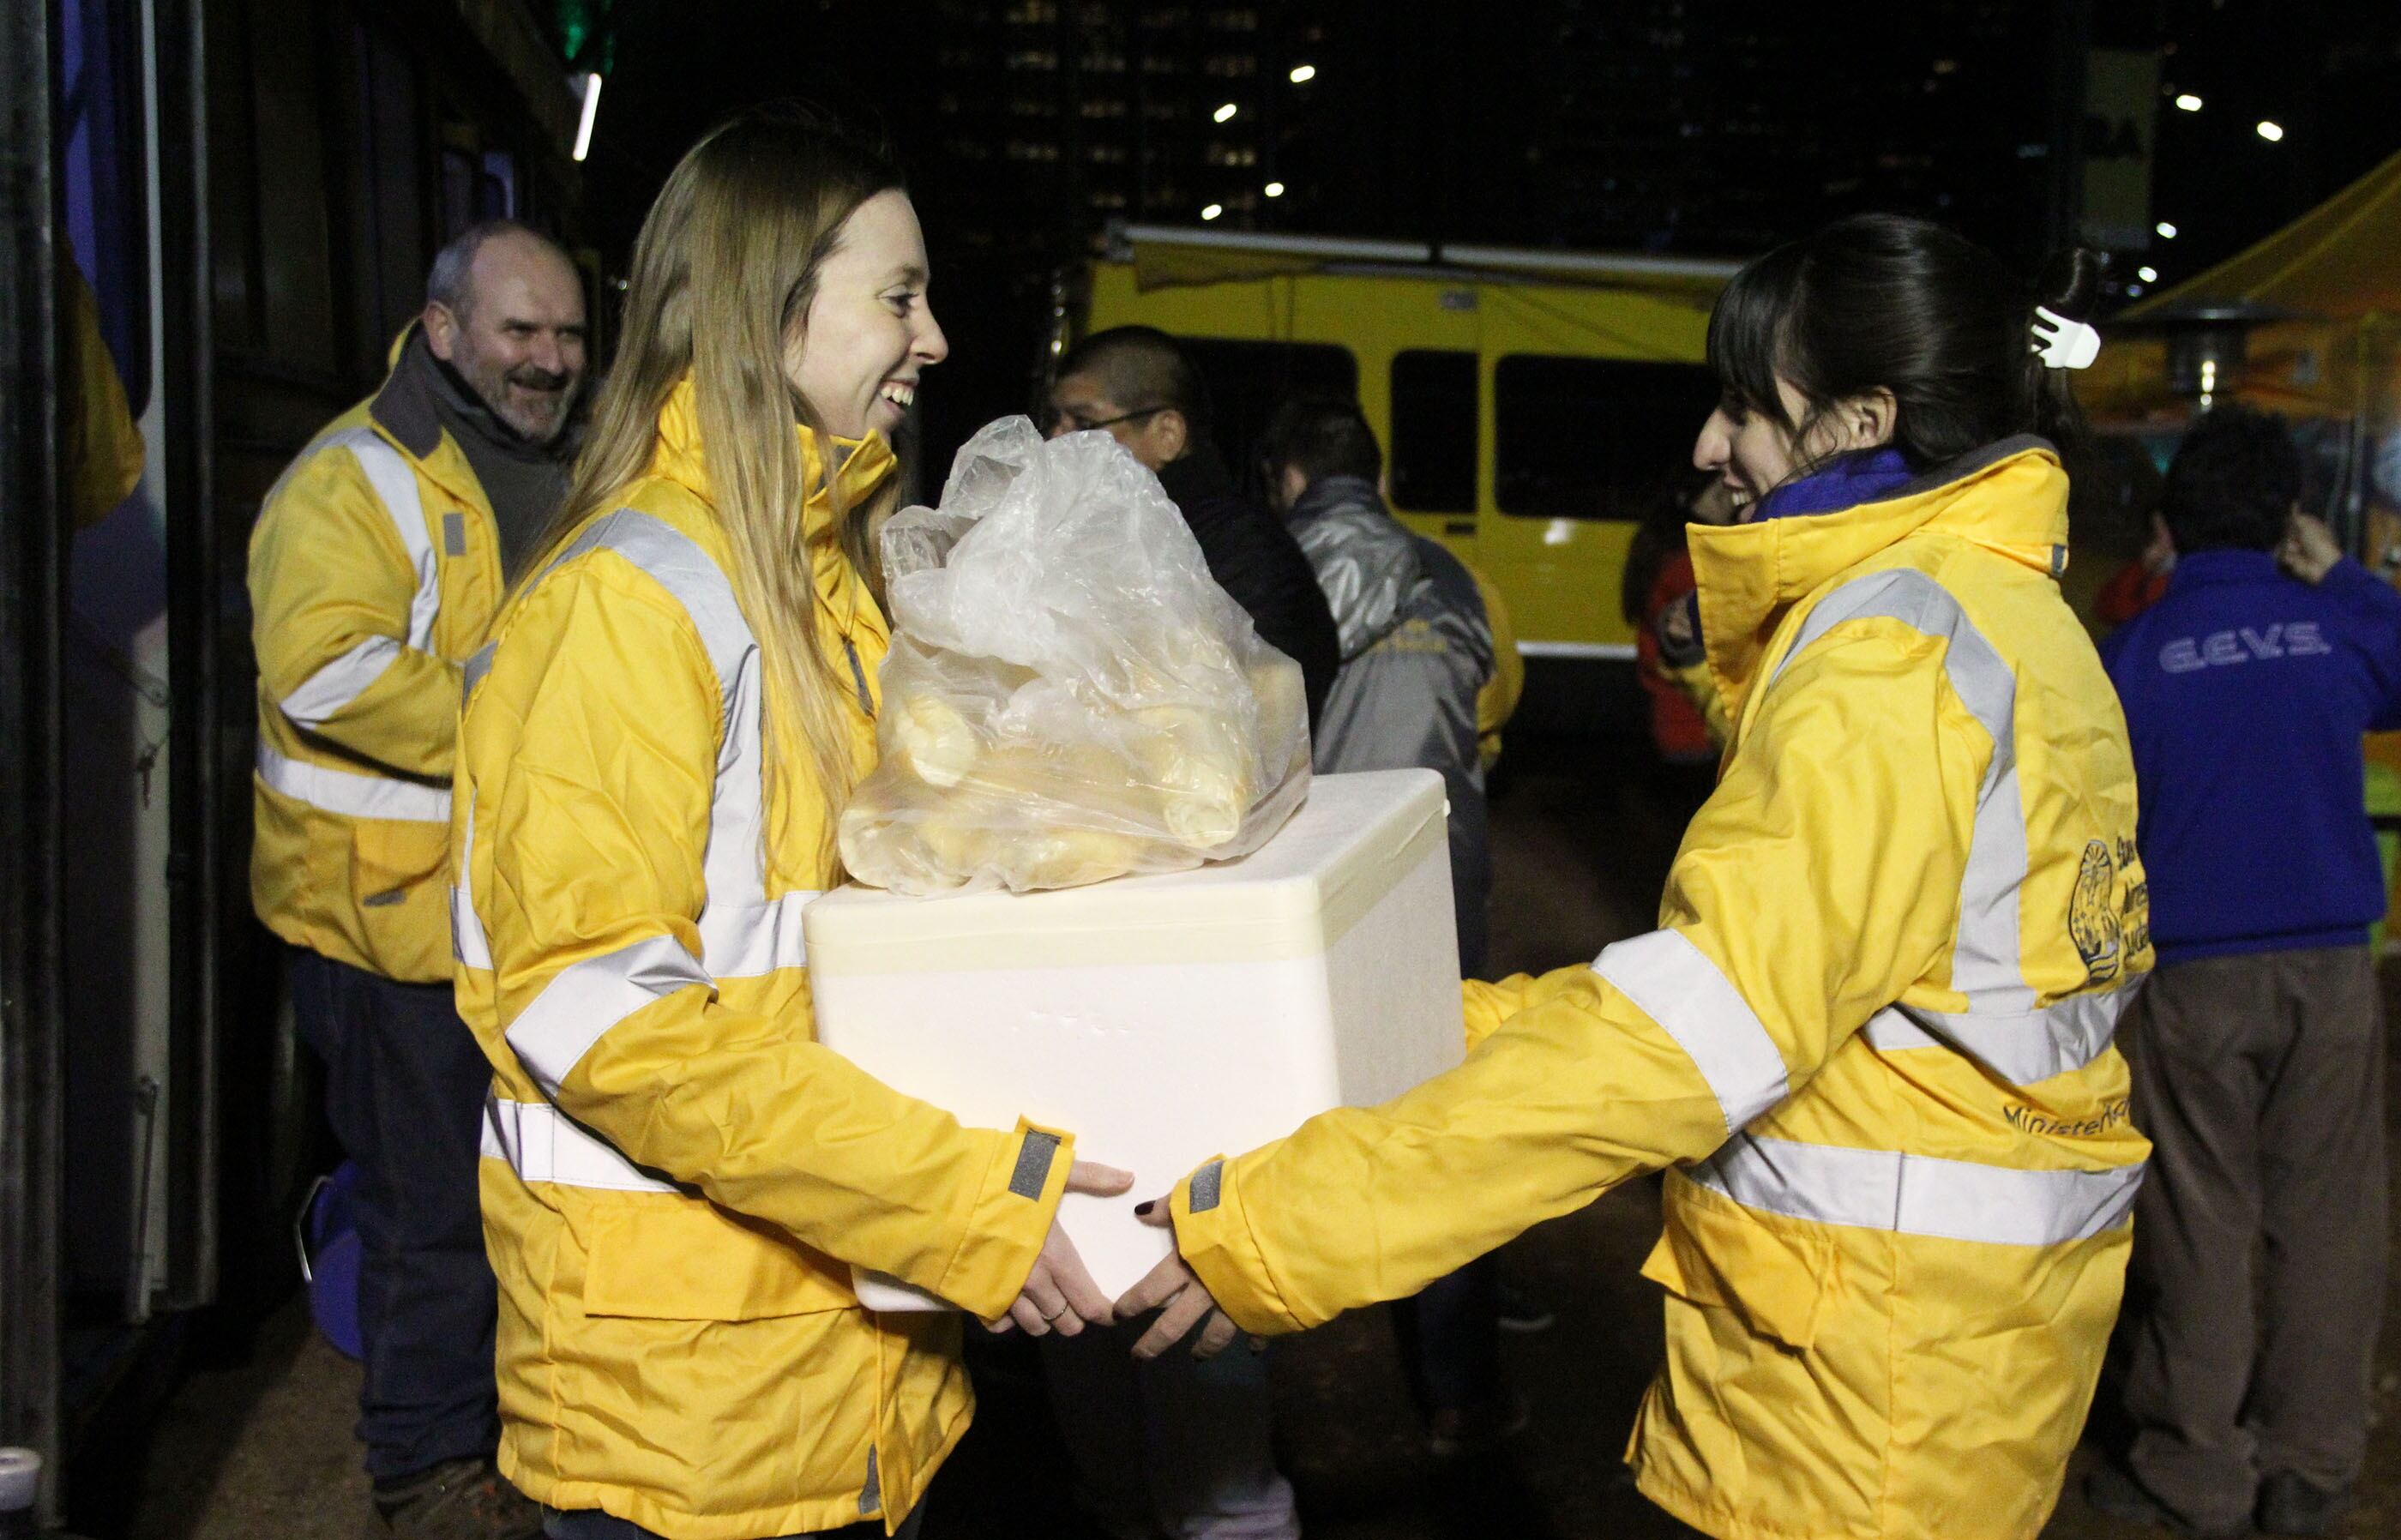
[1135,1200,1155,1216]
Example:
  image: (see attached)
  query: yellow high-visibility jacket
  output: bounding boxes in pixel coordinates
[250,334,508,981]
[1171,439,2153,1540]
[452,382,1073,1540]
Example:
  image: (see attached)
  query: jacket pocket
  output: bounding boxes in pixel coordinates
[350,819,448,909]
[580,1199,859,1322]
[1640,1183,1836,1352]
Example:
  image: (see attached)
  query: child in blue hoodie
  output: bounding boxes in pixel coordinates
[2094,406,2401,1539]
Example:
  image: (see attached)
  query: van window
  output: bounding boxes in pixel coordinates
[1495,355,1718,520]
[1388,350,1477,514]
[1177,338,1357,479]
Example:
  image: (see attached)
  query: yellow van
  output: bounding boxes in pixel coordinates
[1062,224,1741,669]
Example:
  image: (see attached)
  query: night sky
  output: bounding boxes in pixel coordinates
[562,0,2401,469]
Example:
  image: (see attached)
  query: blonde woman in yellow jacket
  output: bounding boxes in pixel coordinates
[1124,217,2153,1540]
[452,108,1124,1540]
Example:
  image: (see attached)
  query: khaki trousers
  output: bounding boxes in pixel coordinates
[2121,945,2389,1530]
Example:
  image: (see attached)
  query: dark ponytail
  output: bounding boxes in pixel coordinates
[2026,244,2105,456]
[1706,213,2103,475]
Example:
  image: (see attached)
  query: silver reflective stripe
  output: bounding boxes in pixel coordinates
[272,429,443,729]
[326,427,442,652]
[1685,1133,2144,1247]
[452,785,493,971]
[281,636,402,726]
[451,886,493,971]
[460,641,496,708]
[502,934,711,1095]
[480,1094,681,1194]
[256,740,450,822]
[1863,979,2142,1085]
[1772,568,2033,1014]
[530,511,797,978]
[1592,929,1790,1134]
[702,890,821,979]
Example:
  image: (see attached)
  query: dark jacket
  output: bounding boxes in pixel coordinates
[2101,549,2401,962]
[1285,474,1500,973]
[1157,445,1340,729]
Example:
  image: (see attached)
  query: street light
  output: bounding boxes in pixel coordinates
[2174,93,2202,111]
[572,72,603,162]
[2138,266,2159,283]
[1289,64,1316,84]
[2256,120,2285,142]
[2156,221,2179,240]
[1213,102,1238,123]
[1264,182,1285,198]
[1201,203,1225,221]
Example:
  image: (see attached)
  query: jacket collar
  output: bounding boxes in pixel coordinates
[1157,442,1238,508]
[2166,548,2279,590]
[1688,436,2068,705]
[647,378,898,637]
[1285,473,1382,526]
[365,325,490,513]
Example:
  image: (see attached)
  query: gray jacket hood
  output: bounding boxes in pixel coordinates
[1285,475,1423,662]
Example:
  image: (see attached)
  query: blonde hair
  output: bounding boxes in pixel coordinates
[525,104,906,847]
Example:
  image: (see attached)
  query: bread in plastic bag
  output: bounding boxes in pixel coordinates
[839,416,1310,896]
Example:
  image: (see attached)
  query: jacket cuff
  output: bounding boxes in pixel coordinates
[936,1118,1074,1320]
[1171,1153,1303,1336]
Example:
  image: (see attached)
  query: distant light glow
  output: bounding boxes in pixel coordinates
[2127,284,2145,297]
[1264,181,1285,198]
[1289,63,1316,84]
[1201,203,1225,221]
[572,72,603,163]
[2138,265,2159,282]
[1213,102,1238,123]
[2156,221,2179,239]
[2175,93,2203,111]
[2256,119,2285,142]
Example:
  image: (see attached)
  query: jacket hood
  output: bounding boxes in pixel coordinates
[1286,475,1423,660]
[647,377,897,633]
[1688,436,2069,709]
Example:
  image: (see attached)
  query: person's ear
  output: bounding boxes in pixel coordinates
[1844,388,1899,452]
[1149,409,1189,466]
[423,302,460,363]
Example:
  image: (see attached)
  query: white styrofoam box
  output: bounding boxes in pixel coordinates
[805,768,1465,1310]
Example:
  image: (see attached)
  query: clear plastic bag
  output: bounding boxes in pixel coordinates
[839,417,1311,896]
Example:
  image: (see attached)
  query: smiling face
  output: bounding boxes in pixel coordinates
[424,230,589,443]
[1692,376,1895,520]
[785,189,948,439]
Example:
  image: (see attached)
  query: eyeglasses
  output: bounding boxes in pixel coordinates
[1046,402,1169,435]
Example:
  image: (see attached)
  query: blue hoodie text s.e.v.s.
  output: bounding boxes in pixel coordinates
[2100,548,2401,962]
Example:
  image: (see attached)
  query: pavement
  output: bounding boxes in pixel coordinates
[111,735,2401,1539]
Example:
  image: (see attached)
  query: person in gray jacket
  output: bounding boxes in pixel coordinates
[1261,397,1519,977]
[1261,398,1531,1457]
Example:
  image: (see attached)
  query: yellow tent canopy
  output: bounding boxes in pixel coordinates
[2082,148,2400,448]
[2130,146,2401,321]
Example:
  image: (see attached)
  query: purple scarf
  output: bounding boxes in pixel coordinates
[1754,448,1915,522]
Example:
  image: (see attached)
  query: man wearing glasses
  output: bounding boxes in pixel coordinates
[1047,326,1339,729]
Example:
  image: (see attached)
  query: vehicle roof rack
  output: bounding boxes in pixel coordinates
[1105,222,1745,284]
